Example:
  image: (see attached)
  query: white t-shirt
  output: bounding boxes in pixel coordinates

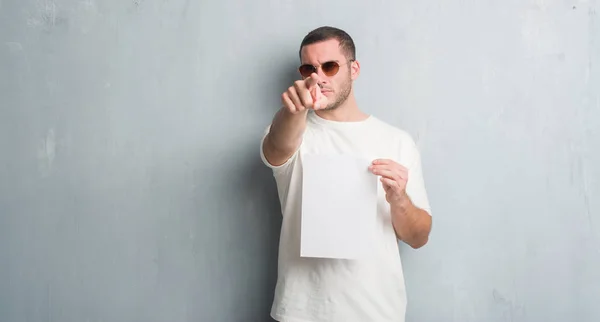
[260,111,432,322]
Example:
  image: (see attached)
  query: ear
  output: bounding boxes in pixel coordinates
[350,59,360,80]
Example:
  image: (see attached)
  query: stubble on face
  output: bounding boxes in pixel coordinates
[322,69,352,111]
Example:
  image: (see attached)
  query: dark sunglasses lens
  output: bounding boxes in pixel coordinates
[299,65,315,77]
[322,62,340,76]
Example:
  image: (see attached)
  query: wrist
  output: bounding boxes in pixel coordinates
[281,106,309,117]
[390,191,411,213]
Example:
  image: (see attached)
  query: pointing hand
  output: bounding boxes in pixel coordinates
[281,73,328,114]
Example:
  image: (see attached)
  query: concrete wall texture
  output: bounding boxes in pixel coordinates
[1,0,599,321]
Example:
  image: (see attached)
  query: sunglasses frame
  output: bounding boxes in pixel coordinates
[298,59,354,78]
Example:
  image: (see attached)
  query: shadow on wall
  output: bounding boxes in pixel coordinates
[266,46,305,107]
[281,58,303,87]
[232,66,302,322]
[246,55,302,321]
[243,156,282,320]
[204,46,301,320]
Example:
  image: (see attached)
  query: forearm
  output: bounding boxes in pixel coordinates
[263,107,308,166]
[390,192,432,249]
[269,107,308,150]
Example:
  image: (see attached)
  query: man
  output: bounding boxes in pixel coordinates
[260,26,433,322]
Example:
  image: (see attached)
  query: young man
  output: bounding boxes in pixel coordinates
[260,26,433,322]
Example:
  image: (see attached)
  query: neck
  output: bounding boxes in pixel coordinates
[315,91,369,122]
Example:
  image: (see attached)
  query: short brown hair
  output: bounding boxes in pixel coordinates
[299,26,356,61]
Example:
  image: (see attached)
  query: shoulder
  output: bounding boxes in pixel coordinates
[367,115,422,168]
[368,116,417,146]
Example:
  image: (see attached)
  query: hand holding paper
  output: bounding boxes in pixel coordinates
[368,159,409,205]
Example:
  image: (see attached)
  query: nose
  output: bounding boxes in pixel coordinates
[313,71,328,87]
[315,67,329,80]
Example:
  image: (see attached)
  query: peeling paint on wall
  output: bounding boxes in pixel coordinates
[37,128,56,177]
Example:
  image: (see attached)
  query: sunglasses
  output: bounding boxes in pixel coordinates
[298,60,353,78]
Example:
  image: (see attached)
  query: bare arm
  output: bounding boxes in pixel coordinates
[390,192,432,249]
[369,158,432,249]
[262,73,327,166]
[262,108,308,166]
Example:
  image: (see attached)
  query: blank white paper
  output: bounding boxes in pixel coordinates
[300,153,378,260]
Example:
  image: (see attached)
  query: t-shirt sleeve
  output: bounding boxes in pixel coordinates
[406,142,432,216]
[259,125,301,213]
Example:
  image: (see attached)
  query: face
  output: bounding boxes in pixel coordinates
[299,39,360,111]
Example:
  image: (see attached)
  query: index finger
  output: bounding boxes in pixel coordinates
[304,73,320,89]
[372,159,407,171]
[372,159,393,165]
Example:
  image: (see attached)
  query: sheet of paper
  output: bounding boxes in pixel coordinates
[300,153,378,260]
